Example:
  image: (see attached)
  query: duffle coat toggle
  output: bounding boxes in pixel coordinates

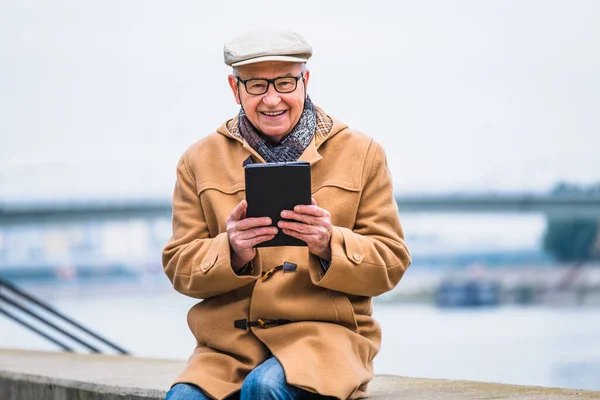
[261,261,297,281]
[234,318,292,330]
[234,262,298,331]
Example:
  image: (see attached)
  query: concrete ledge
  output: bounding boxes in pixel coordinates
[1,349,599,399]
[1,372,162,400]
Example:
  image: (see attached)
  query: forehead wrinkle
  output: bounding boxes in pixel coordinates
[244,72,298,81]
[236,62,303,80]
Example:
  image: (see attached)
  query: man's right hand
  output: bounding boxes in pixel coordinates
[226,200,278,271]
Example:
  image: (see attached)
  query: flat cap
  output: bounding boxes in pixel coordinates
[224,29,312,67]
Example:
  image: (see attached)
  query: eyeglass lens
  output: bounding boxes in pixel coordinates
[245,77,298,95]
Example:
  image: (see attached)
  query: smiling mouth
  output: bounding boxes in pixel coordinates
[260,110,286,117]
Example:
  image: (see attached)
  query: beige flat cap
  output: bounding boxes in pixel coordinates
[224,29,312,67]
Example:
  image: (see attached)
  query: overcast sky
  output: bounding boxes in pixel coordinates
[1,0,599,200]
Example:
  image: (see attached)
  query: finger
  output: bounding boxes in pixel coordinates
[246,234,277,248]
[280,212,310,226]
[236,217,273,231]
[280,210,322,225]
[278,220,315,234]
[311,197,317,206]
[281,229,328,255]
[281,229,311,243]
[233,236,273,251]
[235,226,278,239]
[291,204,328,217]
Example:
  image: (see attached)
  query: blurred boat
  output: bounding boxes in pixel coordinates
[435,279,501,307]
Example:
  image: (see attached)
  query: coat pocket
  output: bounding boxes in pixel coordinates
[312,180,361,229]
[326,290,359,333]
[196,181,245,237]
[196,181,245,196]
[187,302,206,345]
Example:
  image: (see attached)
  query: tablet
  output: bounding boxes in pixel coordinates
[245,161,311,247]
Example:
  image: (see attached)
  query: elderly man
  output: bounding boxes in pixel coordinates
[163,30,411,400]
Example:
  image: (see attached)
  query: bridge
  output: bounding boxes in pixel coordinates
[1,194,599,226]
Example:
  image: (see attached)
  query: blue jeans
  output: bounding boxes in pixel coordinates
[165,356,330,399]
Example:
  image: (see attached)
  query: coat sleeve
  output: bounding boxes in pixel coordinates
[308,140,411,297]
[162,154,261,299]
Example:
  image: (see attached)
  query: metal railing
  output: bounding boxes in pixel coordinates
[0,277,129,355]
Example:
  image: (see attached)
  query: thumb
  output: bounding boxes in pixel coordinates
[232,200,248,221]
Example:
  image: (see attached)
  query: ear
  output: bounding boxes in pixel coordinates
[303,69,310,94]
[228,75,241,105]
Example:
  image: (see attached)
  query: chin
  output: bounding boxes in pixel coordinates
[261,126,291,139]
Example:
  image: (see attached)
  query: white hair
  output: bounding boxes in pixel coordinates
[232,63,307,77]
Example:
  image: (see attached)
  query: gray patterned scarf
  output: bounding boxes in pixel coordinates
[238,96,317,163]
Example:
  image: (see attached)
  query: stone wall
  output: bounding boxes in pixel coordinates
[1,349,599,400]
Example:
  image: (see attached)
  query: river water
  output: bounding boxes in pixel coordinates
[1,279,599,392]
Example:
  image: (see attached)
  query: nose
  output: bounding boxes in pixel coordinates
[261,83,281,107]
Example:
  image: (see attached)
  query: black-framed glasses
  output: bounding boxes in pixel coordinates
[237,74,304,95]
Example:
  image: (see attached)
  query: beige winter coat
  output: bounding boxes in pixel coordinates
[162,108,411,399]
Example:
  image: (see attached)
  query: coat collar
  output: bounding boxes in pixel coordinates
[216,106,348,166]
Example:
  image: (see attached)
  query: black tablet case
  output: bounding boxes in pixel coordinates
[245,161,311,247]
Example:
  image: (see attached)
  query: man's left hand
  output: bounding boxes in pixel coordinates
[278,198,332,261]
